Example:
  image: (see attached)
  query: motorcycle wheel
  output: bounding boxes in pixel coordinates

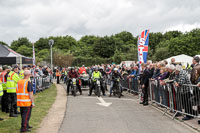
[117,86,121,98]
[94,85,97,95]
[97,86,101,97]
[73,86,76,97]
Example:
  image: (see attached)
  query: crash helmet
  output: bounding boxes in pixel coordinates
[114,68,118,71]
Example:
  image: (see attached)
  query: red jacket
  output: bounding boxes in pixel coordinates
[68,71,79,78]
[79,67,87,74]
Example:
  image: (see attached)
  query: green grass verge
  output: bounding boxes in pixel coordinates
[0,84,57,133]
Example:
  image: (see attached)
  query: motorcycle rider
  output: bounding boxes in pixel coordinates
[67,67,82,96]
[99,67,108,91]
[109,68,123,97]
[88,67,106,96]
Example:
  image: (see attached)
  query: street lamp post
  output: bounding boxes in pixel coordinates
[49,39,54,70]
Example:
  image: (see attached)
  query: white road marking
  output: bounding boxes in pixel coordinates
[67,96,138,102]
[96,97,112,107]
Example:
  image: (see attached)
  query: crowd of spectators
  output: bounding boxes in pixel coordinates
[46,56,200,123]
[0,65,52,117]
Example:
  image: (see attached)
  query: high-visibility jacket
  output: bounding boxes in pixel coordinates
[56,72,60,76]
[0,80,3,96]
[6,71,20,93]
[92,71,101,81]
[0,71,7,91]
[16,79,32,107]
[64,71,68,76]
[19,70,24,79]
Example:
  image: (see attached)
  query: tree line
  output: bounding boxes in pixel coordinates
[1,29,200,66]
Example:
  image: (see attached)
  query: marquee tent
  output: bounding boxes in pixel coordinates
[165,54,193,65]
[0,44,32,65]
[196,55,200,57]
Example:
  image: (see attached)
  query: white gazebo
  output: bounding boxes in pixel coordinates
[196,55,200,57]
[165,54,193,65]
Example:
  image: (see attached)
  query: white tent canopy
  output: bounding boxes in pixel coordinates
[165,54,193,65]
[196,55,200,57]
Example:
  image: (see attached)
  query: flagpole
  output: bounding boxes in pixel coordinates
[137,36,141,74]
[32,43,36,94]
[32,43,36,76]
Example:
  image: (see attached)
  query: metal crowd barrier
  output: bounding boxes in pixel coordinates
[149,80,200,119]
[31,75,52,93]
[120,74,139,94]
[106,74,111,85]
[106,72,200,120]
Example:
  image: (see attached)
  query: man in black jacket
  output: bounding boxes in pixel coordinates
[190,56,200,84]
[109,68,123,97]
[140,63,151,106]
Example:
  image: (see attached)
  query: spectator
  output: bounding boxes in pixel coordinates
[158,67,168,106]
[190,56,200,84]
[53,67,56,79]
[171,58,176,66]
[17,70,35,132]
[174,65,194,120]
[56,69,61,84]
[43,67,49,76]
[139,63,151,106]
[151,63,161,103]
[148,63,154,78]
[163,60,168,65]
[7,65,20,117]
[129,66,139,93]
[79,65,87,74]
[0,76,4,121]
[38,66,44,76]
[0,65,9,113]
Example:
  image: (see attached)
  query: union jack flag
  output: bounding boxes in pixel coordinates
[138,30,149,65]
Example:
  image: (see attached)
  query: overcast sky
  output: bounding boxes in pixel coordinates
[0,0,200,44]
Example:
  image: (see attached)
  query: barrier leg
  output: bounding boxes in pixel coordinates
[172,111,178,120]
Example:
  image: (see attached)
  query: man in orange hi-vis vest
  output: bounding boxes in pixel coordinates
[16,70,35,132]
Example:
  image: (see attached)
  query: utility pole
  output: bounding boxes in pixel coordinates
[49,39,54,70]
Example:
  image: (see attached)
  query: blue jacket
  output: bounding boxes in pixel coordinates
[130,70,138,79]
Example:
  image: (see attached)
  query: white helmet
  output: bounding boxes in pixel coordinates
[114,68,118,71]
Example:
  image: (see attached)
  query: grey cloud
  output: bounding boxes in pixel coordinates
[0,0,200,44]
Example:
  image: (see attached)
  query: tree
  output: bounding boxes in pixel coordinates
[10,37,32,51]
[0,41,8,46]
[114,31,135,45]
[4,28,200,65]
[163,31,182,41]
[152,47,169,61]
[167,30,200,57]
[16,45,33,57]
[93,36,115,58]
[148,32,163,55]
[34,37,49,51]
[53,49,74,67]
[35,49,50,63]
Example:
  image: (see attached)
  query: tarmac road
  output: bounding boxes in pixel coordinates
[59,84,194,133]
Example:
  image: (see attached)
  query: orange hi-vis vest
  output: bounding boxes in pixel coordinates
[16,79,32,107]
[56,72,60,76]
